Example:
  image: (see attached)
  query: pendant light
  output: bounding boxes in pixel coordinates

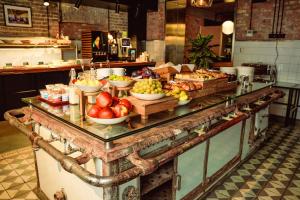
[43,0,50,6]
[191,0,213,7]
[222,20,234,35]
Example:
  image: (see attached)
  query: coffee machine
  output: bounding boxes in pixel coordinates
[107,31,119,61]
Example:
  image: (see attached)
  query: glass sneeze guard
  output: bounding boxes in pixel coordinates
[22,82,273,142]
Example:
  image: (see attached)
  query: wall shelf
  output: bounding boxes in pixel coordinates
[0,44,71,48]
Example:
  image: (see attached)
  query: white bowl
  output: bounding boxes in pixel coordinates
[97,68,112,80]
[178,98,192,106]
[109,80,133,87]
[87,115,128,125]
[75,84,102,93]
[112,68,125,76]
[131,92,165,101]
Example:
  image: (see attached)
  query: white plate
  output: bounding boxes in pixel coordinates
[130,92,165,101]
[109,80,133,87]
[178,98,192,106]
[75,84,102,93]
[87,115,128,125]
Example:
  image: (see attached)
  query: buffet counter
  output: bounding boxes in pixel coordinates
[4,83,284,200]
[0,61,156,75]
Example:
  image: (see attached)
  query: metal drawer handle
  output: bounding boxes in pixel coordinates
[175,174,182,191]
[54,189,66,200]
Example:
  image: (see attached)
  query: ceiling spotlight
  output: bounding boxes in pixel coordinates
[43,0,50,6]
[74,0,83,9]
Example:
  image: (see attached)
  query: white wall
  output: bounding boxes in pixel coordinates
[234,40,300,83]
[233,40,300,119]
[0,48,62,67]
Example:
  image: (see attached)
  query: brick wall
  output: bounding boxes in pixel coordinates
[0,1,128,39]
[109,11,128,33]
[60,4,128,40]
[146,0,165,40]
[0,0,58,37]
[236,0,300,40]
[60,3,128,40]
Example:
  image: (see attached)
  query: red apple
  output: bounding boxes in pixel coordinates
[87,105,101,118]
[113,104,129,118]
[112,96,120,107]
[119,99,133,111]
[98,107,115,119]
[96,92,113,108]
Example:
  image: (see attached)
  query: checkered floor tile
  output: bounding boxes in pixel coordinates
[1,123,300,200]
[0,147,38,200]
[205,123,300,200]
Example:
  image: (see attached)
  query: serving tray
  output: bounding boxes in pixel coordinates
[37,96,69,107]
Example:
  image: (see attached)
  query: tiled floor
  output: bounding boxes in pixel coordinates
[0,122,300,199]
[0,122,30,153]
[0,147,38,200]
[205,123,300,200]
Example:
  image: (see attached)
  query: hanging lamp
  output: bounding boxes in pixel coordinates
[191,0,213,7]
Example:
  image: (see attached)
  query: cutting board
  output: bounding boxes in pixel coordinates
[126,96,178,120]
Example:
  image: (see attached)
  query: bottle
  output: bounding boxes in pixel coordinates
[69,68,76,85]
[68,68,79,105]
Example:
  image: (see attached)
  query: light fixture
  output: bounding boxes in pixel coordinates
[43,0,50,6]
[222,20,234,35]
[191,0,213,7]
[74,0,83,9]
[115,0,120,13]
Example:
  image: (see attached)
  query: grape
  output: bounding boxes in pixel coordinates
[132,79,164,94]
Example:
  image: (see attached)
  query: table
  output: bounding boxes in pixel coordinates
[274,82,300,126]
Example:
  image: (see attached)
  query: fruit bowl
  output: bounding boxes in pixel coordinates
[87,115,128,125]
[130,92,165,101]
[75,84,102,93]
[178,98,192,106]
[109,80,133,87]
